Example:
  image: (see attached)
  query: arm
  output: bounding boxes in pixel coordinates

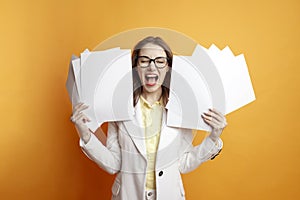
[179,134,223,174]
[179,109,226,174]
[70,103,121,174]
[80,122,121,174]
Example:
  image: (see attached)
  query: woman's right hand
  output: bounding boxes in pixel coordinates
[70,103,92,143]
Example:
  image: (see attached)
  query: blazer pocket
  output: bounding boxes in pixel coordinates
[112,179,121,197]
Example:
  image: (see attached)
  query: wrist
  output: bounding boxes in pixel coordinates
[82,131,92,144]
[208,134,218,143]
[210,128,223,140]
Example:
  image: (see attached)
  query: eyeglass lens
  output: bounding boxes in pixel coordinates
[138,56,167,68]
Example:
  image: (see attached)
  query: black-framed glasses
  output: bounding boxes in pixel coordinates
[137,56,168,69]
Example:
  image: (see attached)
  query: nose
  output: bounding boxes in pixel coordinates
[148,60,156,71]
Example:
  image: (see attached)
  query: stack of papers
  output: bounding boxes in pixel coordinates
[66,48,134,131]
[66,45,255,132]
[167,44,255,131]
[207,44,255,114]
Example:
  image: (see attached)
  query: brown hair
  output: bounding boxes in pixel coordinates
[132,36,173,107]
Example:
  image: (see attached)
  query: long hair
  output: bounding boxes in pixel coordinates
[132,36,173,107]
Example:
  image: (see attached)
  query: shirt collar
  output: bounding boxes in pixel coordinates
[140,95,162,109]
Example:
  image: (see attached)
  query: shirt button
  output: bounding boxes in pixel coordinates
[158,171,163,177]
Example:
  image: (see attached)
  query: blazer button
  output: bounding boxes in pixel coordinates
[158,171,163,177]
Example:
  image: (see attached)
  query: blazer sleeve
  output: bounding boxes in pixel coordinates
[178,135,223,174]
[79,122,121,174]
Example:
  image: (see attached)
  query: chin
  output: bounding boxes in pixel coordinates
[143,84,161,93]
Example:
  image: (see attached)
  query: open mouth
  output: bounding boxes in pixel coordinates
[145,74,158,86]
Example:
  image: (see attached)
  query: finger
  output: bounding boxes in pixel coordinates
[75,104,89,113]
[202,115,226,129]
[202,116,218,127]
[71,110,82,121]
[73,102,84,110]
[201,113,212,121]
[74,112,91,123]
[73,104,89,116]
[73,113,87,124]
[205,110,225,123]
[209,108,224,116]
[209,108,227,122]
[70,115,76,123]
[205,120,223,130]
[203,112,222,123]
[202,114,216,127]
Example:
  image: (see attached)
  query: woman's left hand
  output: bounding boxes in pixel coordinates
[201,109,227,142]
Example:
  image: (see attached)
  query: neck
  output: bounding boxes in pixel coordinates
[141,87,162,105]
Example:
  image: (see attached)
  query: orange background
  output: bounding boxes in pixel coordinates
[1,0,299,199]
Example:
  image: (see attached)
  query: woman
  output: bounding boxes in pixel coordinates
[70,36,227,200]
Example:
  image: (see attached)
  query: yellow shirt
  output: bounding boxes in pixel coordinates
[140,96,163,190]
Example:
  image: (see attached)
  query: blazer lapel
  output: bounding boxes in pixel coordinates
[157,108,178,152]
[155,108,181,170]
[122,100,147,159]
[122,101,179,161]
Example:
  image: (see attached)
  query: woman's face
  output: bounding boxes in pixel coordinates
[137,43,169,94]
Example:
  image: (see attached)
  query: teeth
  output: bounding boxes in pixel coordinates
[146,75,157,78]
[145,74,158,81]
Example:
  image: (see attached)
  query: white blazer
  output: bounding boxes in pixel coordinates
[80,100,223,200]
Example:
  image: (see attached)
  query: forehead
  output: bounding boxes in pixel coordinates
[139,43,166,57]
